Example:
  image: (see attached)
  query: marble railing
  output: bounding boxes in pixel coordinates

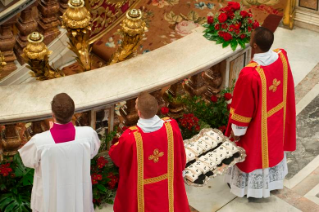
[0,28,251,156]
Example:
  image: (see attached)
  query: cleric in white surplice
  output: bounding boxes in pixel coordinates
[18,93,100,212]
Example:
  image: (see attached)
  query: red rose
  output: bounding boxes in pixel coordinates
[224,93,232,100]
[195,125,200,132]
[111,137,119,145]
[240,34,246,39]
[235,30,240,35]
[222,24,228,29]
[248,26,252,32]
[122,126,128,131]
[227,104,231,111]
[228,2,240,11]
[210,95,218,102]
[227,12,235,19]
[207,16,214,24]
[218,31,224,37]
[249,13,253,17]
[222,32,232,41]
[234,22,241,30]
[215,24,220,30]
[240,10,249,18]
[248,19,252,24]
[229,25,234,32]
[218,13,228,23]
[160,107,169,115]
[253,20,259,29]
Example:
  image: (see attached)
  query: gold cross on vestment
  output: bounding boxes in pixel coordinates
[269,79,281,92]
[148,149,164,163]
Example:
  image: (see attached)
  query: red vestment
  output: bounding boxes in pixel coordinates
[225,49,296,173]
[109,118,190,212]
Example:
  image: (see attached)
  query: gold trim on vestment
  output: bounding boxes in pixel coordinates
[267,102,284,118]
[165,122,174,212]
[279,52,288,143]
[245,62,258,68]
[230,108,252,124]
[256,66,269,169]
[129,126,138,130]
[134,131,145,212]
[144,173,168,185]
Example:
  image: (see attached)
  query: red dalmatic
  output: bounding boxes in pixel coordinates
[109,118,190,212]
[226,49,296,173]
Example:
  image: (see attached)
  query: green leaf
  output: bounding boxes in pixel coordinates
[230,39,238,51]
[216,37,224,44]
[202,23,210,28]
[238,39,246,49]
[96,184,107,193]
[222,41,230,48]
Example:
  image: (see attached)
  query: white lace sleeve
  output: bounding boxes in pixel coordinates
[231,124,248,136]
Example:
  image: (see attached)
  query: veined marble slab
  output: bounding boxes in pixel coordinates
[0,26,259,124]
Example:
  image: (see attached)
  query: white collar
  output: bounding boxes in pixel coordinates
[253,49,279,66]
[137,115,164,133]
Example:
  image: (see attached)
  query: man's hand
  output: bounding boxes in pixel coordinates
[231,130,241,141]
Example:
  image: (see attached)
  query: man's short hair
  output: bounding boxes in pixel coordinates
[253,27,274,52]
[51,93,75,124]
[137,92,158,119]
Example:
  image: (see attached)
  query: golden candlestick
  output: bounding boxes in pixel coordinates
[61,0,92,72]
[109,9,147,65]
[22,32,64,80]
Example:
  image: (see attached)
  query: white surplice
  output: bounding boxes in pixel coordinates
[18,127,100,212]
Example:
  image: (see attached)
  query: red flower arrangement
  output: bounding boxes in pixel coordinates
[0,163,13,177]
[224,93,232,101]
[203,2,259,51]
[160,106,169,115]
[178,113,201,139]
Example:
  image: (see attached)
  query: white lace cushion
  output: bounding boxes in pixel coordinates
[185,148,196,163]
[222,141,239,154]
[204,131,223,144]
[184,169,198,182]
[194,159,210,174]
[187,143,205,156]
[196,139,211,152]
[201,136,218,150]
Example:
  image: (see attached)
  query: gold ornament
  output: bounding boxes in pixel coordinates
[109,9,147,65]
[0,51,6,73]
[61,0,92,71]
[22,32,64,81]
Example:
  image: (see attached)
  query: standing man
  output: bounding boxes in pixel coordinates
[225,27,296,198]
[19,93,100,212]
[109,92,190,212]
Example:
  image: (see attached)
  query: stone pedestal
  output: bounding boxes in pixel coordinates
[151,89,166,114]
[37,0,61,45]
[0,124,21,156]
[59,0,69,16]
[184,73,207,97]
[203,63,223,100]
[164,81,185,119]
[14,7,38,65]
[120,98,139,126]
[0,17,17,73]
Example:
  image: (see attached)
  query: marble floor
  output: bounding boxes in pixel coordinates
[97,26,319,212]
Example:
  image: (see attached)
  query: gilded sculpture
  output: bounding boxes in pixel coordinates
[109,9,147,65]
[0,51,6,72]
[61,0,92,71]
[22,32,64,81]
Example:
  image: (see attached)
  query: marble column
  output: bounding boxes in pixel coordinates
[0,17,17,73]
[37,0,61,45]
[14,6,38,64]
